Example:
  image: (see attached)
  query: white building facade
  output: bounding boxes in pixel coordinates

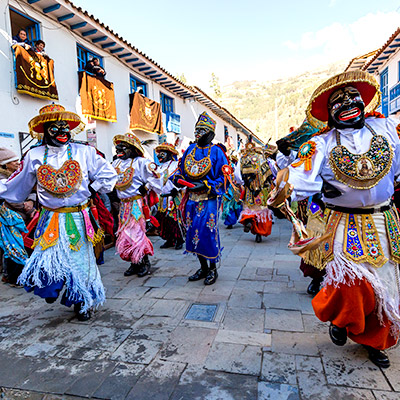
[0,0,262,160]
[346,28,400,118]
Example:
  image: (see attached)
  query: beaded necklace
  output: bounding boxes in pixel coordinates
[329,123,393,189]
[115,158,135,191]
[184,145,212,179]
[37,144,82,198]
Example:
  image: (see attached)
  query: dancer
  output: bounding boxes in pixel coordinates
[0,104,117,320]
[113,132,162,277]
[221,155,242,229]
[277,122,326,295]
[172,112,229,285]
[155,143,184,250]
[269,71,400,368]
[235,142,274,243]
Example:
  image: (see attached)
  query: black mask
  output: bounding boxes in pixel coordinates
[43,121,71,147]
[195,127,215,147]
[157,151,172,163]
[328,86,365,129]
[115,143,140,160]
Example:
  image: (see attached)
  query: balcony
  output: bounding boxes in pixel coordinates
[389,82,400,114]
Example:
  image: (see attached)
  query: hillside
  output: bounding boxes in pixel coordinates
[218,62,346,143]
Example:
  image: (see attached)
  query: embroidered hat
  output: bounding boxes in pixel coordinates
[306,71,381,129]
[113,132,145,156]
[195,112,216,132]
[155,143,179,155]
[28,104,85,140]
[0,147,19,165]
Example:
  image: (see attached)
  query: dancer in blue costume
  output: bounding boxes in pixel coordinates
[0,105,117,320]
[171,112,229,285]
[221,155,242,229]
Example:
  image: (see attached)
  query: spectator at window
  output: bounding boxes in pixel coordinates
[34,40,47,57]
[84,57,106,78]
[12,29,31,50]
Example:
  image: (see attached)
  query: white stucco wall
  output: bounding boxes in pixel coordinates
[0,0,246,161]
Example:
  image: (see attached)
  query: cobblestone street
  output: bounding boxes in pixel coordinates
[1,219,400,400]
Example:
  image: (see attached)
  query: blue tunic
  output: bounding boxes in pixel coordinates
[173,143,228,261]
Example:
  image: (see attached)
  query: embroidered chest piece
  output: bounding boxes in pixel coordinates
[184,145,212,179]
[37,145,83,198]
[329,123,393,189]
[115,159,135,191]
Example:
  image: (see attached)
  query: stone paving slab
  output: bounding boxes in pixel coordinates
[2,218,400,399]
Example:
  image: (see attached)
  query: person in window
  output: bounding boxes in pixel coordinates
[12,29,31,50]
[84,57,106,78]
[34,39,47,57]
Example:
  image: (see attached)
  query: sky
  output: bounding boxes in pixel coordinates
[72,0,400,90]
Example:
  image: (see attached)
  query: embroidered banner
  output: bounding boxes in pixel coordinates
[129,92,163,135]
[12,45,58,100]
[79,71,117,122]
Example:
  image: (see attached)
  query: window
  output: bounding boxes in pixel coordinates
[76,44,103,72]
[160,93,174,113]
[9,7,41,46]
[130,75,147,97]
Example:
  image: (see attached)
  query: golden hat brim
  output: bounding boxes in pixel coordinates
[28,111,84,140]
[113,134,145,156]
[155,144,179,155]
[306,71,381,128]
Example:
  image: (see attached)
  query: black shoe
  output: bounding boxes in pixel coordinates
[243,222,252,233]
[329,323,347,346]
[74,303,91,321]
[363,345,390,368]
[160,241,174,249]
[137,256,150,277]
[174,242,183,250]
[226,225,233,230]
[45,297,57,304]
[124,263,139,276]
[307,279,322,295]
[188,268,207,281]
[204,269,218,285]
[255,234,262,243]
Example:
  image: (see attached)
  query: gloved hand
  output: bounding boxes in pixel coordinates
[138,184,147,196]
[188,183,207,192]
[276,138,291,157]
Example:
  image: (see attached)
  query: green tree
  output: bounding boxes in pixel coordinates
[210,73,221,99]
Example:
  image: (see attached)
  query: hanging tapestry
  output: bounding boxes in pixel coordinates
[12,45,58,100]
[129,92,163,135]
[79,71,117,122]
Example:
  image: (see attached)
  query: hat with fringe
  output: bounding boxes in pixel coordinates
[306,71,381,129]
[113,132,145,156]
[195,112,216,132]
[155,143,179,155]
[28,104,84,140]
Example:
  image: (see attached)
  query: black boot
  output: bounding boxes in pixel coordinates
[45,297,57,304]
[174,240,184,250]
[243,222,252,233]
[204,263,218,285]
[160,241,174,249]
[363,345,390,368]
[189,256,209,281]
[226,224,233,230]
[74,303,91,321]
[255,234,262,243]
[329,323,347,346]
[137,255,151,277]
[307,278,323,295]
[124,262,139,276]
